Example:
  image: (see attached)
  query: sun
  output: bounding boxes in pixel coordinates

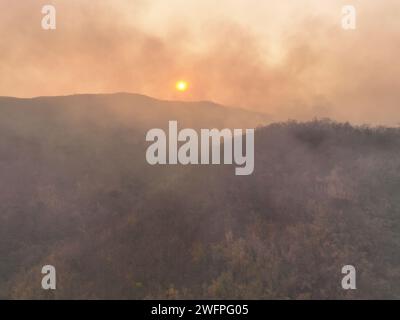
[175,80,189,92]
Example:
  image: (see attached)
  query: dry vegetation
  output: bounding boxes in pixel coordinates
[1,94,399,299]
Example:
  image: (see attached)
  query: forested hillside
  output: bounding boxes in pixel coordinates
[1,94,399,299]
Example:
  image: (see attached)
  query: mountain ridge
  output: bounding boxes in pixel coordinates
[0,92,270,121]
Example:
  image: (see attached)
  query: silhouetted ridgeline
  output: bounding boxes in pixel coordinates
[0,94,399,299]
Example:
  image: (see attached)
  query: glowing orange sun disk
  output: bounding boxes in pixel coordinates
[175,80,188,92]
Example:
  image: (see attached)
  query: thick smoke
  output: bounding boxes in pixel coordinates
[0,0,399,125]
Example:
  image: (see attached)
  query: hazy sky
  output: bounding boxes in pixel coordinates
[1,0,399,125]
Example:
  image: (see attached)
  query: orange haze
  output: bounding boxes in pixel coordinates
[1,0,399,125]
